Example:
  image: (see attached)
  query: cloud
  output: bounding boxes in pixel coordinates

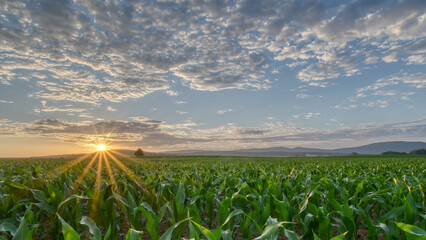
[33,106,86,113]
[404,55,426,65]
[382,54,398,63]
[358,72,426,93]
[181,118,426,150]
[0,100,13,104]
[297,63,340,82]
[276,0,426,84]
[296,93,309,99]
[166,90,179,96]
[106,106,117,112]
[23,118,205,148]
[304,112,321,119]
[217,109,233,115]
[237,128,269,135]
[0,0,425,105]
[0,0,275,101]
[335,104,358,110]
[2,115,426,151]
[363,100,388,108]
[337,72,426,109]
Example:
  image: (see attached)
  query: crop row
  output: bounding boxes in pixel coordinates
[0,155,425,239]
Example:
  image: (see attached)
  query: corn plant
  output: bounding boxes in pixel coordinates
[0,155,424,239]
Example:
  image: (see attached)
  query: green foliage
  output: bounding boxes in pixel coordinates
[134,148,144,157]
[80,216,102,240]
[58,214,80,240]
[381,151,407,155]
[395,222,426,239]
[0,155,424,239]
[409,148,426,155]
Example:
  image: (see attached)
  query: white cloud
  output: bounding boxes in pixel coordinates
[106,106,117,112]
[363,100,388,108]
[297,63,340,82]
[404,54,426,65]
[286,61,308,68]
[79,113,94,118]
[217,109,233,115]
[365,56,379,64]
[359,72,426,93]
[34,107,86,113]
[335,72,426,109]
[166,90,179,96]
[335,104,358,110]
[296,93,309,99]
[382,54,398,63]
[304,112,321,119]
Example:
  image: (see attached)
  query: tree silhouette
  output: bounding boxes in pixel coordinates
[409,148,426,155]
[134,148,144,157]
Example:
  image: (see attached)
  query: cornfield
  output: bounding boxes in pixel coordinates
[0,155,425,239]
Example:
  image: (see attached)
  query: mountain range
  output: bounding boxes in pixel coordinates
[28,141,426,159]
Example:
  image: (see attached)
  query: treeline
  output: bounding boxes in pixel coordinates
[381,148,426,155]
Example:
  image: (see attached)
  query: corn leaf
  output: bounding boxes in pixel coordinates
[126,229,143,240]
[58,214,81,240]
[80,216,101,240]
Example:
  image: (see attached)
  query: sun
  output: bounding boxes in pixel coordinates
[97,144,106,151]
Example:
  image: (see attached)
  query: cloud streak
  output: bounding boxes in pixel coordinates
[9,117,424,151]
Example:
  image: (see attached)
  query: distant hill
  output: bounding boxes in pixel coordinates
[156,141,426,157]
[330,141,426,154]
[29,141,426,158]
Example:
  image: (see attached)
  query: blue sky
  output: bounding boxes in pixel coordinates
[1,0,426,157]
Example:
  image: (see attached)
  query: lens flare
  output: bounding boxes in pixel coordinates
[97,144,106,151]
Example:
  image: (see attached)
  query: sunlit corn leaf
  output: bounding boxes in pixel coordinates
[188,220,200,240]
[191,221,220,240]
[330,232,348,240]
[80,216,101,240]
[58,214,80,240]
[126,229,143,240]
[254,217,294,240]
[395,222,426,239]
[159,218,191,240]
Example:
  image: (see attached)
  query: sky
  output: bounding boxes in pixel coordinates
[1,0,426,157]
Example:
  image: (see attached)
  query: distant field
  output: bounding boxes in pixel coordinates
[0,155,425,239]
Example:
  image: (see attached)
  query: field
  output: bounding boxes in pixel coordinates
[0,154,425,239]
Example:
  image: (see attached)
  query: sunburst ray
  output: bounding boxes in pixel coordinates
[73,152,100,191]
[104,151,157,203]
[90,151,103,219]
[108,149,132,158]
[103,151,116,185]
[53,152,94,176]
